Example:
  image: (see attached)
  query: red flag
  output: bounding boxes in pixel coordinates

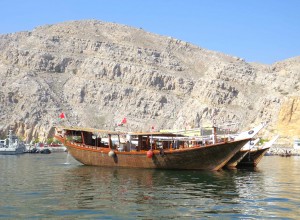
[121,117,127,124]
[117,117,127,126]
[59,113,65,119]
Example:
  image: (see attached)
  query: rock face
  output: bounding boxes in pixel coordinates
[277,97,300,142]
[0,20,299,145]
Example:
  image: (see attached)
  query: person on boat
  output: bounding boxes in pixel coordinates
[173,140,179,149]
[117,144,124,151]
[162,141,168,149]
[124,141,130,151]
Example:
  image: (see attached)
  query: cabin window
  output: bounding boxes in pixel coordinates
[73,136,82,143]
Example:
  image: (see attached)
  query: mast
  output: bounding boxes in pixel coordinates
[108,134,112,149]
[8,130,13,148]
[212,126,217,144]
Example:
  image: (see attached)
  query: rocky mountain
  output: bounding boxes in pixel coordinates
[0,20,299,145]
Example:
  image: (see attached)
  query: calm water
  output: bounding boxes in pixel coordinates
[0,153,299,219]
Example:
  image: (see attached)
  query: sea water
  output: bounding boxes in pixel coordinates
[0,153,299,219]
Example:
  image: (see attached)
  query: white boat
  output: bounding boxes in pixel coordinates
[0,130,26,155]
[293,139,300,150]
[46,143,67,152]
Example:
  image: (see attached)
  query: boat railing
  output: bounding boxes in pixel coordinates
[60,127,244,153]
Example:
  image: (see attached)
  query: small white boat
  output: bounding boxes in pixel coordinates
[0,130,26,155]
[293,139,300,150]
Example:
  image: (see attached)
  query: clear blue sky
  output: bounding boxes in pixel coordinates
[0,0,299,64]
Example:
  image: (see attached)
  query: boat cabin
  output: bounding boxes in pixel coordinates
[57,127,212,152]
[0,140,5,147]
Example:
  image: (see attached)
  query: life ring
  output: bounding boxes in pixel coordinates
[108,150,115,157]
[147,150,153,158]
[248,130,254,135]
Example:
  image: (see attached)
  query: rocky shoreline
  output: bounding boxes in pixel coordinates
[267,147,300,156]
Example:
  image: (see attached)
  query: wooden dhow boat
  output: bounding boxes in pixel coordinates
[237,135,279,167]
[225,122,266,168]
[54,126,254,171]
[225,138,260,169]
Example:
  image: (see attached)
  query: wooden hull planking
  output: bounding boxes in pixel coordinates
[225,150,249,168]
[237,148,270,167]
[56,135,249,171]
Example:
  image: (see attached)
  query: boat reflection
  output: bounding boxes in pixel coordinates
[60,166,269,217]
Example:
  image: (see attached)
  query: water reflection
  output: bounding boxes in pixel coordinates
[0,154,300,219]
[234,159,300,219]
[60,167,255,218]
[59,158,300,219]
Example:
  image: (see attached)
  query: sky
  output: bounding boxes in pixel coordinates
[0,0,299,64]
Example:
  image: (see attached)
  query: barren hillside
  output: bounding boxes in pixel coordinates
[0,20,299,145]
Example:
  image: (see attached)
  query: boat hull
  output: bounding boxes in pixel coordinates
[56,136,249,171]
[237,148,270,167]
[0,148,25,155]
[225,150,249,168]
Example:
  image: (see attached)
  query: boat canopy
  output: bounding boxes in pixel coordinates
[55,126,184,137]
[55,126,123,135]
